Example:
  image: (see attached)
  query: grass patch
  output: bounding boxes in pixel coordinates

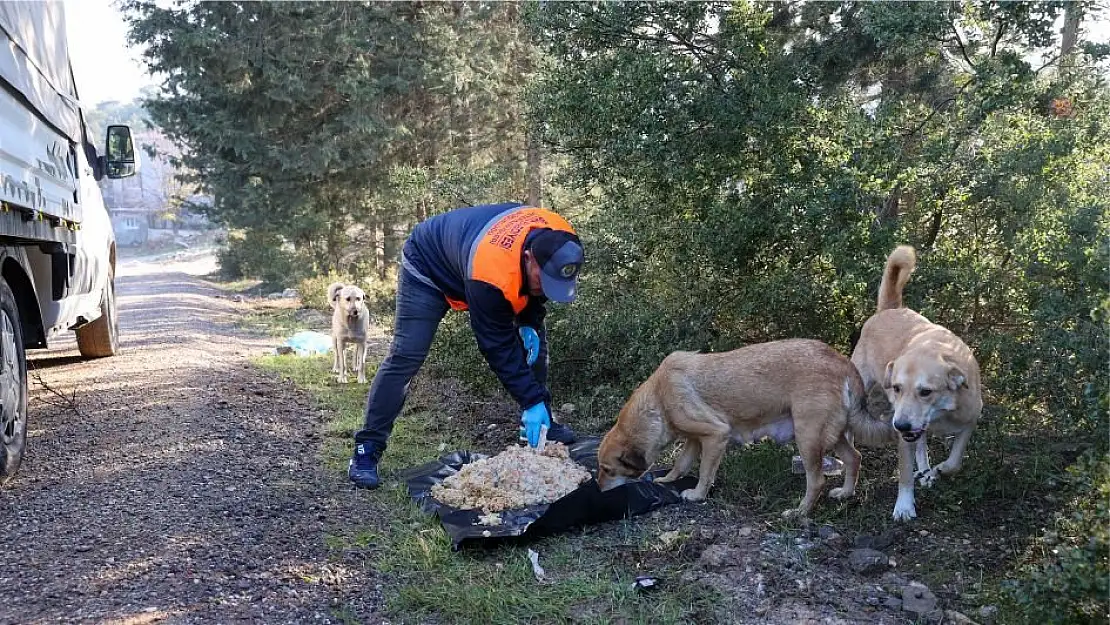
[377,491,716,625]
[200,274,264,294]
[206,276,326,339]
[255,353,720,625]
[241,308,305,338]
[712,441,797,515]
[253,354,463,473]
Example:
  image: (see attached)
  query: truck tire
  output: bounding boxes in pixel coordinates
[76,272,119,358]
[0,277,28,485]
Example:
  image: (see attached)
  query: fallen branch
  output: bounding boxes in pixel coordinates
[28,366,86,419]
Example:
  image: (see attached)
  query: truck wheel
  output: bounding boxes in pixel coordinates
[0,277,28,485]
[76,272,119,358]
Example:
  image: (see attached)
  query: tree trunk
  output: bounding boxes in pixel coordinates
[923,204,943,250]
[383,221,402,269]
[1061,3,1082,61]
[320,193,345,274]
[526,124,542,207]
[372,215,386,281]
[877,185,902,224]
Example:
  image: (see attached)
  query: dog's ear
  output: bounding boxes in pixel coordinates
[947,365,968,391]
[882,361,895,389]
[329,284,344,307]
[618,448,648,474]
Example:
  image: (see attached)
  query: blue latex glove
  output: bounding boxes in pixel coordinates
[518,326,540,366]
[521,402,551,448]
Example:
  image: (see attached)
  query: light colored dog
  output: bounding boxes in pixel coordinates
[597,339,892,519]
[850,245,983,521]
[328,282,370,384]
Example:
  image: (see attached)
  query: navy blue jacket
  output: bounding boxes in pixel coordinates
[403,203,549,410]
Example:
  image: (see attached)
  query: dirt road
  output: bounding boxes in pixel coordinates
[0,253,379,624]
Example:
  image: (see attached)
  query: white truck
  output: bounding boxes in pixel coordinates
[0,1,139,482]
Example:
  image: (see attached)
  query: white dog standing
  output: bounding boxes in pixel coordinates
[328,282,370,384]
[851,246,983,521]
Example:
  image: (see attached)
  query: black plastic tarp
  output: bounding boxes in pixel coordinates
[400,437,696,549]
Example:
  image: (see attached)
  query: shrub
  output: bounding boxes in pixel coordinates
[1006,451,1110,624]
[217,230,299,287]
[298,269,399,323]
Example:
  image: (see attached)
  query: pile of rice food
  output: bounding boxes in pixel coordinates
[431,442,591,513]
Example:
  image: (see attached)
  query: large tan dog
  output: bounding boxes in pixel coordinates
[597,339,892,518]
[851,246,983,521]
[328,282,370,384]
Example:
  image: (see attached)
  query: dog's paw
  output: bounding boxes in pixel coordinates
[337,374,349,384]
[357,375,367,384]
[655,473,680,484]
[829,486,855,500]
[892,500,917,521]
[936,459,962,475]
[680,488,707,502]
[781,507,807,521]
[918,468,940,489]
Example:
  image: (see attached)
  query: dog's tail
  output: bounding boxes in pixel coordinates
[843,376,893,446]
[327,282,344,310]
[877,245,916,312]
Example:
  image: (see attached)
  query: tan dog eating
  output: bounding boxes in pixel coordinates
[328,282,370,384]
[850,245,983,521]
[597,339,891,518]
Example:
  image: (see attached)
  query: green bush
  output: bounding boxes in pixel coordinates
[1006,451,1110,624]
[217,230,299,287]
[298,269,400,323]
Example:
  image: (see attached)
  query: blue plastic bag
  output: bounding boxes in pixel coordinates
[282,330,333,356]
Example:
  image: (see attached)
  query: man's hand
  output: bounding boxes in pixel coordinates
[521,402,551,448]
[518,326,540,366]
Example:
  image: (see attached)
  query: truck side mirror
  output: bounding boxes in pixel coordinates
[104,125,140,179]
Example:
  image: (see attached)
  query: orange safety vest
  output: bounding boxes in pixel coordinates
[444,207,576,314]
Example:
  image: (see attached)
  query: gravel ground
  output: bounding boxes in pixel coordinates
[0,253,382,624]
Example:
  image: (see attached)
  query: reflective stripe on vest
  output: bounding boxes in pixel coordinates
[450,207,576,314]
